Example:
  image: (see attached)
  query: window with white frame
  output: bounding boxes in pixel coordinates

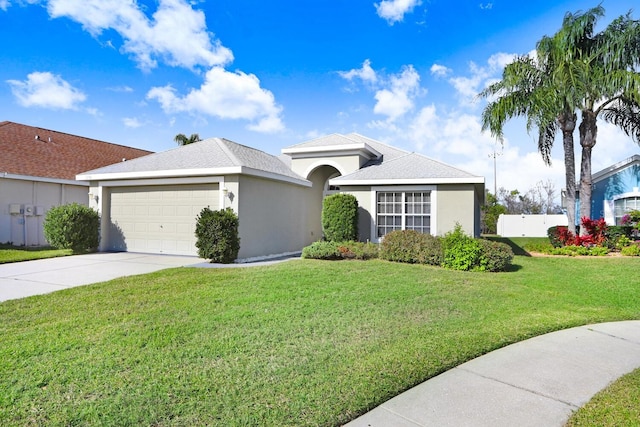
[376,191,431,238]
[614,196,640,225]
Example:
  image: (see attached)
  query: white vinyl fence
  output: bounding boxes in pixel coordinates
[496,214,568,237]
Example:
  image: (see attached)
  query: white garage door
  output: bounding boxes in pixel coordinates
[109,184,219,256]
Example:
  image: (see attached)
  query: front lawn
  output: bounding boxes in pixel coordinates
[566,368,640,426]
[1,256,639,426]
[0,245,71,264]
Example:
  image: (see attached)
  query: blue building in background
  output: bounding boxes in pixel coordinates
[591,155,640,225]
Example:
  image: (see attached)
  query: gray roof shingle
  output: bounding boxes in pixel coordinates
[333,152,483,183]
[78,137,308,183]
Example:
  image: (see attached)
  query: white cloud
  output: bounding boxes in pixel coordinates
[123,117,143,128]
[403,104,566,195]
[479,3,493,10]
[6,71,86,110]
[448,52,516,106]
[0,0,9,11]
[373,65,421,121]
[147,66,284,133]
[45,0,233,70]
[338,59,378,85]
[375,0,421,25]
[108,85,134,93]
[430,64,451,77]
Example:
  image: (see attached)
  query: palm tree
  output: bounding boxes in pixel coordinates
[566,12,640,229]
[480,6,640,235]
[174,133,201,146]
[480,49,580,233]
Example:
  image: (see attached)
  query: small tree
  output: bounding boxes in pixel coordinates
[322,194,358,242]
[43,203,100,253]
[195,207,240,263]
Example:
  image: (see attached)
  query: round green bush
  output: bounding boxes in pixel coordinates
[478,239,514,272]
[43,203,100,253]
[379,230,442,265]
[441,224,482,271]
[301,241,341,260]
[322,194,358,242]
[195,207,240,263]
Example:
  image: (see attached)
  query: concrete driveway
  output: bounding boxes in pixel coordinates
[0,252,203,302]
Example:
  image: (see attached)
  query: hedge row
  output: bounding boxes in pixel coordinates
[303,226,514,272]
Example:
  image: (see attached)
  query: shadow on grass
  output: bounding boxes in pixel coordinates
[483,236,531,257]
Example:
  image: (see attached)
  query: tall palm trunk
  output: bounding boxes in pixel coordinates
[578,109,598,235]
[559,112,577,234]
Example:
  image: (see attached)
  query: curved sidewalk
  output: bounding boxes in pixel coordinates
[345,321,640,427]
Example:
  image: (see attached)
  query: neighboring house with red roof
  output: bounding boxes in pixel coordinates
[0,121,152,246]
[78,133,485,261]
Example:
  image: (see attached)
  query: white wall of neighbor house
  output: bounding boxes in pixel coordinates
[497,214,568,237]
[236,175,314,261]
[0,175,87,246]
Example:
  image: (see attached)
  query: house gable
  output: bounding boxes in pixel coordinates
[281,133,385,178]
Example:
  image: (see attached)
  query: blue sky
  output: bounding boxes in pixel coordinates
[1,0,638,198]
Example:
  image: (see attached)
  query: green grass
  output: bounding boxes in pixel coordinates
[566,368,640,426]
[0,245,71,264]
[1,255,639,426]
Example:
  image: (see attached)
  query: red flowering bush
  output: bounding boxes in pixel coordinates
[548,217,608,248]
[580,217,607,246]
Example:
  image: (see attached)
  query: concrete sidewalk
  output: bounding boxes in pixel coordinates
[345,321,640,427]
[0,252,203,302]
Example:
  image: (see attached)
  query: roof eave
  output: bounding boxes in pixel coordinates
[330,177,485,186]
[1,172,88,186]
[281,142,381,159]
[76,166,312,187]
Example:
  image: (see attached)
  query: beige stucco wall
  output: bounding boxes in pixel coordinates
[289,154,367,179]
[337,184,482,241]
[338,186,373,242]
[435,184,478,237]
[236,175,315,260]
[0,176,88,245]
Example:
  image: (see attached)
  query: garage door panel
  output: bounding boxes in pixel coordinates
[109,184,219,256]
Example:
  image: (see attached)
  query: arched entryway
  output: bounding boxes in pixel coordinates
[305,165,342,241]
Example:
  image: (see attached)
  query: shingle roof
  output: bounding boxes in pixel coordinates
[79,137,308,184]
[333,152,484,183]
[282,132,408,162]
[0,121,152,181]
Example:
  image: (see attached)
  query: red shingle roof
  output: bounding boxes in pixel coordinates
[0,121,153,180]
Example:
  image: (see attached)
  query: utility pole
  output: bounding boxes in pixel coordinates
[488,145,502,196]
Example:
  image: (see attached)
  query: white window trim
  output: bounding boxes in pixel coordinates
[370,185,437,243]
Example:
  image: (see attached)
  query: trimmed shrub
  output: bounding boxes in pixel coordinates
[338,241,379,260]
[322,194,358,242]
[302,241,379,260]
[621,244,640,256]
[441,224,482,271]
[302,241,341,260]
[548,245,609,256]
[379,230,442,265]
[415,234,444,266]
[195,207,240,263]
[547,226,564,248]
[605,225,633,249]
[43,203,100,253]
[478,239,514,272]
